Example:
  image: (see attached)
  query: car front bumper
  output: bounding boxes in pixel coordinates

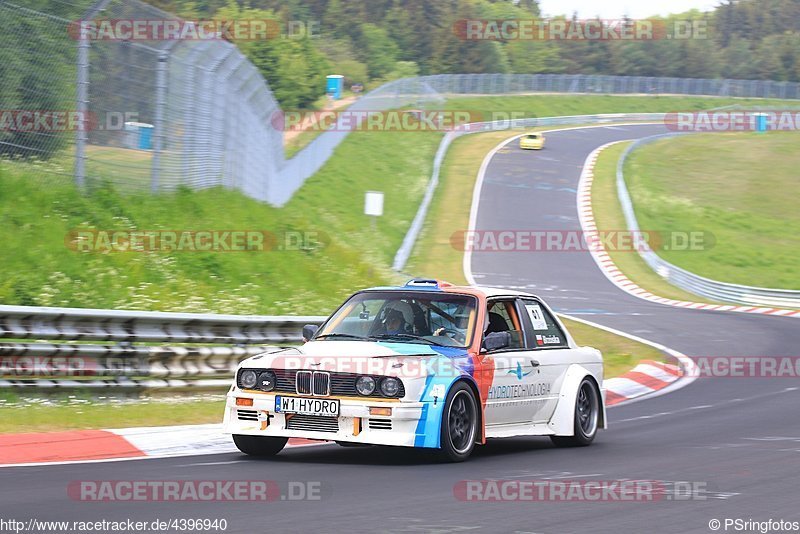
[222,390,440,448]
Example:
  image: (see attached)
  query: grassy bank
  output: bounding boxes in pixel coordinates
[0,130,440,314]
[590,142,716,303]
[624,132,800,289]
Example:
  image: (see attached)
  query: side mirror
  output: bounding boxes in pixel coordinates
[483,331,511,352]
[302,324,319,342]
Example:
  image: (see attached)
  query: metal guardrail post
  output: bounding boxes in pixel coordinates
[74,0,113,189]
[74,27,89,188]
[150,49,170,193]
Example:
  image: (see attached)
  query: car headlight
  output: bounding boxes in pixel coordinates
[258,370,276,391]
[239,369,258,389]
[380,377,400,397]
[355,375,376,396]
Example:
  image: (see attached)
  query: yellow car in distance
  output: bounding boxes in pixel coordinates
[519,132,545,150]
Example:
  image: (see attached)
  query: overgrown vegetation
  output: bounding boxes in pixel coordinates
[146,0,800,109]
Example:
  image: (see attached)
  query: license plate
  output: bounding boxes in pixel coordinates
[275,396,340,416]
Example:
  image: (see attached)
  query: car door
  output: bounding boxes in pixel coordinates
[483,298,542,426]
[517,298,571,423]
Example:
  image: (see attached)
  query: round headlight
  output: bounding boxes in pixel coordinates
[355,375,376,396]
[380,377,400,397]
[258,370,276,391]
[240,369,258,389]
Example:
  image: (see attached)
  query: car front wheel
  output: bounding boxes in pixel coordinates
[550,378,599,447]
[233,435,288,457]
[438,382,478,462]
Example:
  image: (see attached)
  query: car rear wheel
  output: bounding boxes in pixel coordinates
[438,382,478,462]
[550,378,599,447]
[233,435,288,456]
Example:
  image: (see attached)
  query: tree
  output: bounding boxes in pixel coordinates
[357,23,400,79]
[721,38,756,80]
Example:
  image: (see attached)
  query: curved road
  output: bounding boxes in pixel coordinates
[2,124,799,534]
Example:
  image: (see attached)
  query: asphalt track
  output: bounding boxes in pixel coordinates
[2,124,799,534]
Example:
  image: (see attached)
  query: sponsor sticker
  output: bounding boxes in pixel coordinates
[525,304,548,330]
[535,334,561,346]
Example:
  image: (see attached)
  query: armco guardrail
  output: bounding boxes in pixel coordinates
[0,305,323,343]
[616,134,800,307]
[392,113,667,271]
[0,305,326,389]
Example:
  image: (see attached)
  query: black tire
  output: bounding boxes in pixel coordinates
[550,378,600,448]
[437,382,478,462]
[233,435,288,457]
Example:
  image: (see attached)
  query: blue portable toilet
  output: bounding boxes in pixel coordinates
[326,75,344,100]
[138,123,153,149]
[753,112,768,133]
[124,122,154,150]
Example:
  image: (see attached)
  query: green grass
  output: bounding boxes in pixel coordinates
[624,132,800,289]
[0,130,441,314]
[590,142,717,303]
[0,394,225,434]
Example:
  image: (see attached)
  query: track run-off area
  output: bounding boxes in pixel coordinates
[2,124,799,534]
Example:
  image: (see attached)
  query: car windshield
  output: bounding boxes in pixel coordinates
[315,291,478,348]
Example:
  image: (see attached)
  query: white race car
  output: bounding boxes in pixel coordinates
[223,279,605,462]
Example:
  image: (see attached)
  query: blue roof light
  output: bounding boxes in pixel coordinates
[404,279,450,290]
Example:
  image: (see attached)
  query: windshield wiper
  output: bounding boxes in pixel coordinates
[372,333,446,346]
[313,333,372,341]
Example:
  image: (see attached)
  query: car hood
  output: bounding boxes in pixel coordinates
[240,340,473,377]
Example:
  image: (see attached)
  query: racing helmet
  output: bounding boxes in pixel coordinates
[382,300,415,328]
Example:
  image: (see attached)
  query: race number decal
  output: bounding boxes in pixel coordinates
[526,304,548,331]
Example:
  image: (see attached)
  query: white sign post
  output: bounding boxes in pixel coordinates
[364,191,384,216]
[364,191,384,230]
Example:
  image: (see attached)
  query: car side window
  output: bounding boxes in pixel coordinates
[485,299,524,350]
[519,299,569,349]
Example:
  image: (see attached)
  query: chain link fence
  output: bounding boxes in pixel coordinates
[2,0,800,206]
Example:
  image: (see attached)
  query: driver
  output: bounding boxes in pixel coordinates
[380,301,415,335]
[383,309,406,335]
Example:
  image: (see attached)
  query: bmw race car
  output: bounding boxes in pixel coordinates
[223,279,605,462]
[519,132,545,150]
